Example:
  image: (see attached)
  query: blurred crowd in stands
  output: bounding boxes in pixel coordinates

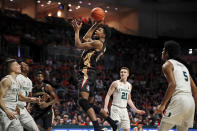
[0,9,197,128]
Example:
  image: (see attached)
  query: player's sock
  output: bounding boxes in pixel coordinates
[106,117,120,131]
[93,120,101,130]
[106,116,116,126]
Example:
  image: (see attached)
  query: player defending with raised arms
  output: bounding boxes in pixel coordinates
[104,67,145,131]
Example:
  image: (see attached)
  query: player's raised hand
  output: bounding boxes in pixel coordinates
[136,109,145,115]
[72,19,82,31]
[154,104,165,116]
[5,110,17,120]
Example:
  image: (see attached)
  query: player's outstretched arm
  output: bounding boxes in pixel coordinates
[190,76,197,107]
[26,92,33,112]
[128,94,145,115]
[154,61,176,115]
[104,81,117,113]
[72,19,102,50]
[0,78,17,120]
[18,93,39,103]
[83,21,102,42]
[39,84,57,109]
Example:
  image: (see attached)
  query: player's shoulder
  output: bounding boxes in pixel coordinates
[127,82,132,86]
[127,82,132,90]
[0,77,11,87]
[113,80,120,84]
[111,80,119,86]
[45,83,53,90]
[162,60,174,70]
[93,40,103,46]
[93,40,103,44]
[16,74,24,80]
[26,77,32,82]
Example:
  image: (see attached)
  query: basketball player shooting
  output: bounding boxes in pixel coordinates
[72,15,120,130]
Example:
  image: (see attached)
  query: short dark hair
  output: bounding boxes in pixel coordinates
[36,70,43,76]
[120,67,130,74]
[3,58,17,74]
[17,58,24,65]
[100,25,111,41]
[164,40,181,59]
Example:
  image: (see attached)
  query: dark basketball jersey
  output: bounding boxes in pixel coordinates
[32,83,52,117]
[79,41,106,71]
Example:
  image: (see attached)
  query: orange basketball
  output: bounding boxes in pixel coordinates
[91,7,105,21]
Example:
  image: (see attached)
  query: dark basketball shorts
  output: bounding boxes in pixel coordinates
[34,109,53,129]
[78,69,97,97]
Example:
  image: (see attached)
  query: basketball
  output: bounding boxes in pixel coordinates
[91,7,105,21]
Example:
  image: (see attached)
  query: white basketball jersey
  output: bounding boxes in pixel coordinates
[168,59,192,97]
[16,74,33,107]
[2,75,20,110]
[112,80,132,108]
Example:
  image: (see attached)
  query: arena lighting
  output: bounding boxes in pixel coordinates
[105,10,108,13]
[18,47,21,57]
[115,7,118,11]
[76,5,80,10]
[58,2,61,5]
[88,2,91,5]
[59,4,64,10]
[47,0,52,4]
[68,8,72,12]
[68,4,72,7]
[10,0,13,2]
[189,49,193,54]
[41,4,44,7]
[37,0,41,3]
[79,1,82,4]
[57,10,62,17]
[106,6,110,9]
[48,13,52,16]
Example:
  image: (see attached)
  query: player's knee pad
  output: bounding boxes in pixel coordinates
[78,99,91,112]
[92,105,101,114]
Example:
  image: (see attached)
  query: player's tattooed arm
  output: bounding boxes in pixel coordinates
[39,84,57,109]
[83,21,102,42]
[104,81,117,113]
[0,78,17,120]
[190,76,197,107]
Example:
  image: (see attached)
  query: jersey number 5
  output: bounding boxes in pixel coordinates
[121,92,128,100]
[183,71,188,82]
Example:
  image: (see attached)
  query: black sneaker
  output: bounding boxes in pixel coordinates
[112,120,121,131]
[95,127,106,131]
